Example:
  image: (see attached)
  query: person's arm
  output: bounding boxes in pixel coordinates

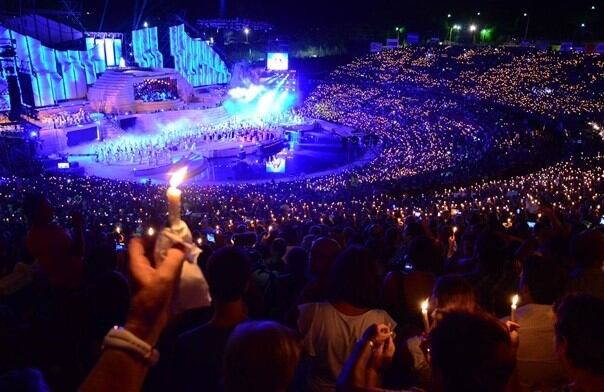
[79,238,185,392]
[337,324,395,392]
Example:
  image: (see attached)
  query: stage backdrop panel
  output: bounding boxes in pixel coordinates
[169,24,230,87]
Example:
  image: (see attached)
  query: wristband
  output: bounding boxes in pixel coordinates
[102,326,160,366]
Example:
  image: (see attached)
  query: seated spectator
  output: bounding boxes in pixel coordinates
[501,255,568,390]
[568,230,604,300]
[554,294,604,392]
[171,247,252,392]
[298,246,396,391]
[223,321,301,392]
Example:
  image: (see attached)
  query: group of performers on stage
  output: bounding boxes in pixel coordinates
[93,121,282,165]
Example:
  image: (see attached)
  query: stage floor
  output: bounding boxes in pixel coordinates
[64,131,375,184]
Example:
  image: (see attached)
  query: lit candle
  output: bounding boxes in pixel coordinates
[421,298,430,332]
[167,167,187,227]
[511,294,519,322]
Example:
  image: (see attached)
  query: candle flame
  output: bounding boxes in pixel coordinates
[147,227,155,236]
[511,294,519,307]
[452,226,458,233]
[421,298,430,313]
[169,166,188,188]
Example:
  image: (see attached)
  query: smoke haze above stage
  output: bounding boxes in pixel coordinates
[224,62,298,122]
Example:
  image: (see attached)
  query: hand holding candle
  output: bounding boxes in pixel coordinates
[511,294,519,322]
[421,298,430,332]
[167,167,187,227]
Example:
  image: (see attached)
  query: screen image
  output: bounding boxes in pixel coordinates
[266,157,286,173]
[267,52,289,71]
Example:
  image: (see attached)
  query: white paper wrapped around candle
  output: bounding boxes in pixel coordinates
[167,167,187,227]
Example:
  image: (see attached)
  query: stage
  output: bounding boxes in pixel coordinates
[54,119,374,184]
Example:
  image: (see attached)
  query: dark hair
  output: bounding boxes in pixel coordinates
[22,193,46,221]
[206,247,251,302]
[429,311,516,392]
[309,237,341,277]
[521,255,568,305]
[432,275,477,312]
[271,237,287,258]
[407,235,441,272]
[475,230,507,275]
[554,294,604,376]
[327,246,380,309]
[570,229,604,269]
[224,321,301,392]
[285,246,307,276]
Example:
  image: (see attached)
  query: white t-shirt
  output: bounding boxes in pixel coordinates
[501,304,567,390]
[298,302,396,392]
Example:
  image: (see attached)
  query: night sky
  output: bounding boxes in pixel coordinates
[3,0,602,40]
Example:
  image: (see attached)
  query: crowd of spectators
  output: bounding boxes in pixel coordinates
[134,78,180,103]
[0,46,603,391]
[306,46,604,118]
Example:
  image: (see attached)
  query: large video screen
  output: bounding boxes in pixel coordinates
[267,52,289,71]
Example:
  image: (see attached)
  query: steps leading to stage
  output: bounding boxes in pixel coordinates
[88,71,135,113]
[102,119,125,140]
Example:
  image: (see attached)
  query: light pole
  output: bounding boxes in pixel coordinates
[448,24,461,43]
[523,13,530,41]
[244,27,250,44]
[469,24,477,44]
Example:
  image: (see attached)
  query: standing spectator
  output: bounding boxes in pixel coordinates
[429,312,517,392]
[297,237,341,304]
[223,321,301,392]
[298,246,395,391]
[171,247,252,392]
[23,193,84,288]
[501,255,568,390]
[569,230,604,300]
[554,294,604,392]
